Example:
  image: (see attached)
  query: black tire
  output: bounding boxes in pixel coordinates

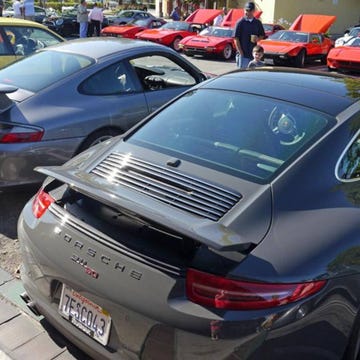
[294,49,306,68]
[171,36,182,52]
[320,54,327,65]
[222,44,233,60]
[77,128,120,154]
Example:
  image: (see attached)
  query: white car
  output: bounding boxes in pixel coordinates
[335,26,360,47]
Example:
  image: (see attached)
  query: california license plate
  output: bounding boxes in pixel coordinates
[264,58,274,65]
[59,284,111,346]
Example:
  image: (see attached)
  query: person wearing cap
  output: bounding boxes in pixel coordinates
[234,1,265,68]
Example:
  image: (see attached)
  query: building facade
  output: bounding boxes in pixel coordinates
[155,0,359,35]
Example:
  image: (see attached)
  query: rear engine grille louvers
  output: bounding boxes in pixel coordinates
[90,153,241,221]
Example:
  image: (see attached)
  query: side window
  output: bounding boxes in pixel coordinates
[80,62,137,95]
[129,54,197,91]
[3,26,62,56]
[337,130,360,182]
[26,28,62,47]
[311,34,320,44]
[0,30,14,55]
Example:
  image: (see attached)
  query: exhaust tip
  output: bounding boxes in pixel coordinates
[20,292,42,317]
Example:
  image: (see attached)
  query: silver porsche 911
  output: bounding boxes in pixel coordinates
[18,68,360,359]
[0,37,209,189]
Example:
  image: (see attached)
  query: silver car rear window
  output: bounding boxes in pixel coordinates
[128,89,333,182]
[0,50,93,92]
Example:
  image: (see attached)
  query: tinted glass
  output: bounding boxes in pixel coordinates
[80,61,137,95]
[268,30,308,42]
[3,26,63,56]
[199,26,233,37]
[0,50,93,92]
[128,89,332,182]
[337,120,360,182]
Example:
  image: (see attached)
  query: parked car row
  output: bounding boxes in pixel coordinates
[99,10,338,68]
[42,7,110,37]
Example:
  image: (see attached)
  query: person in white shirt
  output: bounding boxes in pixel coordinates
[213,7,226,27]
[13,0,22,18]
[88,3,104,36]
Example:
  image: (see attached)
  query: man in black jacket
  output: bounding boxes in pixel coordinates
[234,1,265,68]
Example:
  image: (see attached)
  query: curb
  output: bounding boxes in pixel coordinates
[0,268,83,360]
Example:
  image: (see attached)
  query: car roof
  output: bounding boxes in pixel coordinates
[198,68,360,116]
[0,17,48,27]
[42,37,174,59]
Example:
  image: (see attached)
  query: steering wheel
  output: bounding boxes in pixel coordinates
[144,75,165,91]
[268,106,305,145]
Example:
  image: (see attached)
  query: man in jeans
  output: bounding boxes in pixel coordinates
[22,0,35,20]
[234,1,265,68]
[77,0,89,38]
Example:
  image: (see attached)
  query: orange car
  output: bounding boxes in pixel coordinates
[327,37,360,72]
[259,14,336,67]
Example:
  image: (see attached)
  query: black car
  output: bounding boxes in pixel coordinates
[18,69,360,359]
[43,9,109,37]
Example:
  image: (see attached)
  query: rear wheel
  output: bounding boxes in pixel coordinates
[222,44,233,60]
[294,49,306,68]
[77,128,121,154]
[171,36,182,51]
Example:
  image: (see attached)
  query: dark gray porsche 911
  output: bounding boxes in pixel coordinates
[18,68,360,359]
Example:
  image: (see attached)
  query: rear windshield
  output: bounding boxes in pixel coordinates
[128,89,333,182]
[0,50,93,92]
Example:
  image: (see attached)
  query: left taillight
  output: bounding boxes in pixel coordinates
[32,188,55,219]
[0,124,44,143]
[186,268,326,310]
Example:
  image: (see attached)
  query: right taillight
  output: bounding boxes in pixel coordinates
[186,268,326,310]
[32,188,55,219]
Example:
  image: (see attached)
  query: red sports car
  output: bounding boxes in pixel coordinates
[327,36,360,72]
[178,8,265,60]
[101,17,167,39]
[135,9,222,51]
[258,14,336,67]
[179,26,235,60]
